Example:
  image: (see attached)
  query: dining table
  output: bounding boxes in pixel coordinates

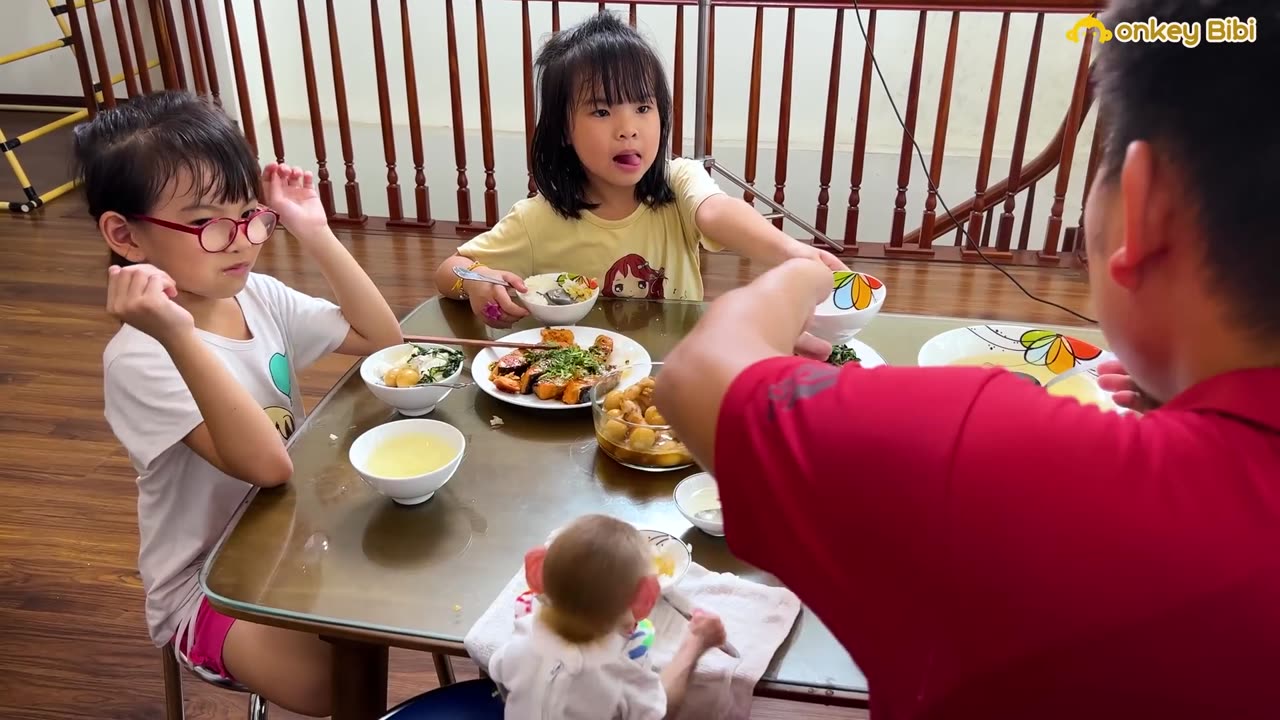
[200,296,1106,719]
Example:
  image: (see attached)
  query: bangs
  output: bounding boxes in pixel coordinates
[570,40,664,108]
[74,91,260,220]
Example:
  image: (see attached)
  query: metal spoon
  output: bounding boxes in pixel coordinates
[539,287,575,305]
[452,265,512,288]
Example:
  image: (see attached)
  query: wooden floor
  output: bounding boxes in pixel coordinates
[0,191,1093,718]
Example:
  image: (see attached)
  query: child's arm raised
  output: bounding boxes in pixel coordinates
[263,164,402,355]
[657,611,726,716]
[106,264,293,487]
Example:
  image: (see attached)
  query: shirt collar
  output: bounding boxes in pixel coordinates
[528,614,629,670]
[1160,367,1280,431]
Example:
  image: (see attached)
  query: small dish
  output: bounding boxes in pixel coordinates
[361,343,464,416]
[517,272,600,325]
[808,271,886,344]
[674,472,724,537]
[348,419,465,505]
[640,528,692,591]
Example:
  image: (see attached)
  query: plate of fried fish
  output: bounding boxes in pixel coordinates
[471,326,652,410]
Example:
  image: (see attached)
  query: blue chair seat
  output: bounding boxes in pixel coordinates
[380,679,505,719]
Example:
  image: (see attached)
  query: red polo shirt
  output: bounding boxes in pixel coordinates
[716,359,1280,719]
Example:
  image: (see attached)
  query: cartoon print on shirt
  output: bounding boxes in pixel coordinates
[264,352,295,440]
[767,363,841,419]
[603,253,666,300]
[511,589,656,663]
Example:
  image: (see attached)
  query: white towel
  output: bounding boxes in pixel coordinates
[463,562,802,719]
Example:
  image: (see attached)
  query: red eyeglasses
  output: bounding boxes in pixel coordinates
[132,208,279,253]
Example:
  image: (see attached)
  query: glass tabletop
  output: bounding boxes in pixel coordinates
[202,297,1105,695]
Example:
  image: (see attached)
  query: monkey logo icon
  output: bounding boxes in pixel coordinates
[1067,16,1113,43]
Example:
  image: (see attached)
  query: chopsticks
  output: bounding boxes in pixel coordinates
[402,334,559,351]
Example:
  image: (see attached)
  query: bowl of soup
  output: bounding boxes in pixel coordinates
[590,362,694,472]
[807,271,886,344]
[348,419,465,504]
[516,272,600,325]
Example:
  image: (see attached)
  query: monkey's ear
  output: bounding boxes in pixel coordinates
[524,547,548,594]
[630,575,660,621]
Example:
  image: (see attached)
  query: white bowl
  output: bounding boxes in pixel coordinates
[516,272,600,326]
[348,419,465,505]
[360,343,463,417]
[674,472,724,537]
[641,528,692,591]
[808,271,886,344]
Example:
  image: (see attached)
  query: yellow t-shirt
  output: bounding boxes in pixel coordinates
[456,157,726,301]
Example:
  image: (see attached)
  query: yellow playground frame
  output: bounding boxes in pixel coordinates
[1,0,159,212]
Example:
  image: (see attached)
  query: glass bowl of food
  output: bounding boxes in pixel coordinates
[590,361,694,472]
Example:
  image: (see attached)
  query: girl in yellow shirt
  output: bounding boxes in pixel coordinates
[433,11,845,328]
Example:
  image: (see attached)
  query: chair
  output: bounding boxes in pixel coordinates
[379,679,505,719]
[162,640,269,719]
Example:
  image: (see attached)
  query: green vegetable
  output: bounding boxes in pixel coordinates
[408,345,463,383]
[526,345,609,381]
[826,344,861,367]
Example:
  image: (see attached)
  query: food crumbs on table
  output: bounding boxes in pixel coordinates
[453,604,462,612]
[490,416,505,428]
[329,433,338,441]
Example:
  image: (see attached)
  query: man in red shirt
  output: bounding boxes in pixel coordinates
[655,0,1280,717]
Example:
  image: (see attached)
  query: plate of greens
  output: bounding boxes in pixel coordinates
[825,338,885,369]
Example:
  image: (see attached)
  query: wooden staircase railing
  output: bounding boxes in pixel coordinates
[59,0,1106,268]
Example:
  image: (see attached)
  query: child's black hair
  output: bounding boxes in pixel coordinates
[72,90,260,266]
[1094,0,1279,336]
[530,11,674,219]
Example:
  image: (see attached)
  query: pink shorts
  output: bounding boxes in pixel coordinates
[174,596,237,681]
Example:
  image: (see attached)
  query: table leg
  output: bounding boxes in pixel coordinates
[433,653,455,686]
[326,637,389,720]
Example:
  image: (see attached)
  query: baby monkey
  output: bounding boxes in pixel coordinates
[489,514,727,719]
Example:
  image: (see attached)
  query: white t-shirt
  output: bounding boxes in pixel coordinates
[103,272,350,645]
[489,613,667,720]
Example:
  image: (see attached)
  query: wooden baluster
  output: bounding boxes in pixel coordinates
[1072,124,1104,258]
[770,8,795,230]
[327,0,365,223]
[814,8,844,239]
[521,0,536,196]
[598,2,605,11]
[475,0,498,226]
[125,0,152,93]
[1042,27,1094,261]
[843,8,876,249]
[1018,182,1037,250]
[297,0,334,219]
[398,0,433,225]
[83,0,116,107]
[671,6,682,156]
[156,0,186,89]
[742,7,764,205]
[108,0,139,98]
[888,11,927,248]
[222,0,257,156]
[445,0,472,226]
[64,0,97,117]
[370,0,402,222]
[963,12,1010,250]
[179,0,208,94]
[995,12,1044,254]
[253,0,285,164]
[193,0,222,104]
[915,11,960,254]
[704,6,715,157]
[981,206,995,247]
[629,3,637,27]
[552,1,560,32]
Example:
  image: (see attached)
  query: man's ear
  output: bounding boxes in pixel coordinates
[100,211,146,263]
[524,547,548,595]
[630,575,660,622]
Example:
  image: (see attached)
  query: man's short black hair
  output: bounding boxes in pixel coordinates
[1094,0,1279,336]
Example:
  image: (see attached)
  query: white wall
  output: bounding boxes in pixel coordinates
[4,1,1099,250]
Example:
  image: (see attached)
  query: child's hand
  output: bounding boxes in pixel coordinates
[1097,359,1160,413]
[106,264,193,345]
[463,267,529,329]
[262,163,328,236]
[687,610,727,652]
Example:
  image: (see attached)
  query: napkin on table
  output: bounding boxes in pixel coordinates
[463,562,802,719]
